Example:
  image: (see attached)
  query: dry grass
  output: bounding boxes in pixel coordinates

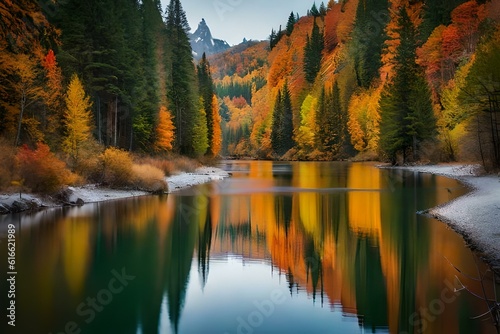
[172,155,200,173]
[73,140,105,183]
[132,164,167,193]
[138,155,200,175]
[101,147,133,188]
[141,157,176,176]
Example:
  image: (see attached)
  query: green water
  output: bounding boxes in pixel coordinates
[1,161,498,334]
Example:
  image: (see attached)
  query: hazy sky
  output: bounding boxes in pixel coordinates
[160,0,317,46]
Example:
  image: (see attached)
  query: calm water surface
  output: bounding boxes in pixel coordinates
[1,161,499,334]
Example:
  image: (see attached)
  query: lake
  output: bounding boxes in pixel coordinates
[1,161,498,334]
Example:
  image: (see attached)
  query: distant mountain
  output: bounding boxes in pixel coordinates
[189,19,230,59]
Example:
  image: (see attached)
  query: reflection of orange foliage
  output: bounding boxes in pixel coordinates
[347,163,382,238]
[63,218,92,296]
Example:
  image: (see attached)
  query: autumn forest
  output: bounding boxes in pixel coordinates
[214,0,500,170]
[1,0,500,193]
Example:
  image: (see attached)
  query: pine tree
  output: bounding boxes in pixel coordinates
[317,82,344,156]
[193,98,209,156]
[132,0,167,151]
[352,0,389,88]
[303,20,324,84]
[379,7,436,163]
[62,74,93,167]
[271,84,295,156]
[310,3,320,17]
[270,28,277,49]
[421,0,469,41]
[286,11,296,36]
[271,90,284,154]
[165,0,200,155]
[197,53,216,155]
[319,2,328,16]
[281,83,295,154]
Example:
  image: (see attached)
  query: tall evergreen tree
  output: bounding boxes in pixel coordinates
[281,82,295,154]
[271,90,283,154]
[165,0,200,155]
[271,84,295,156]
[286,11,296,36]
[352,0,389,88]
[197,53,216,155]
[310,3,320,17]
[270,28,277,49]
[304,19,324,84]
[319,2,328,16]
[131,0,166,151]
[421,0,469,41]
[317,82,345,156]
[379,7,436,163]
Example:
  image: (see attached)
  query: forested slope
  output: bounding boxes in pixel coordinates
[211,0,500,170]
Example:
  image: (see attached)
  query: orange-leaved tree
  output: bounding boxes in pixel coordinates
[210,95,222,156]
[16,142,73,193]
[156,105,175,152]
[41,49,64,143]
[0,52,44,146]
[62,74,93,168]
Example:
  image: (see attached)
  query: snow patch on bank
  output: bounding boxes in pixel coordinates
[166,167,229,192]
[393,164,500,269]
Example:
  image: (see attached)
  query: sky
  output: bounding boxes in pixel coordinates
[160,0,318,46]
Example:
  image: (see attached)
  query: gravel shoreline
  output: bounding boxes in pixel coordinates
[0,166,229,214]
[386,164,500,273]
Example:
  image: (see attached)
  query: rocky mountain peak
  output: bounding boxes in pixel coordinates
[190,18,230,60]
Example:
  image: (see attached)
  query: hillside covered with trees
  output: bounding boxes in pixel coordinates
[211,0,500,171]
[0,0,222,193]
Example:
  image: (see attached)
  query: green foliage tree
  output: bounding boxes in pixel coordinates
[193,98,209,156]
[197,53,216,155]
[270,28,278,49]
[421,0,469,41]
[379,7,436,163]
[271,90,283,154]
[281,83,295,154]
[286,11,297,36]
[310,3,320,17]
[317,82,345,156]
[458,27,500,169]
[165,0,200,155]
[271,84,295,156]
[303,20,324,84]
[319,2,328,16]
[352,0,389,88]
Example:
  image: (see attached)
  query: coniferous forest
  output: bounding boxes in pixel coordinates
[1,0,500,194]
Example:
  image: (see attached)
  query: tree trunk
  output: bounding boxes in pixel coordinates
[15,90,26,146]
